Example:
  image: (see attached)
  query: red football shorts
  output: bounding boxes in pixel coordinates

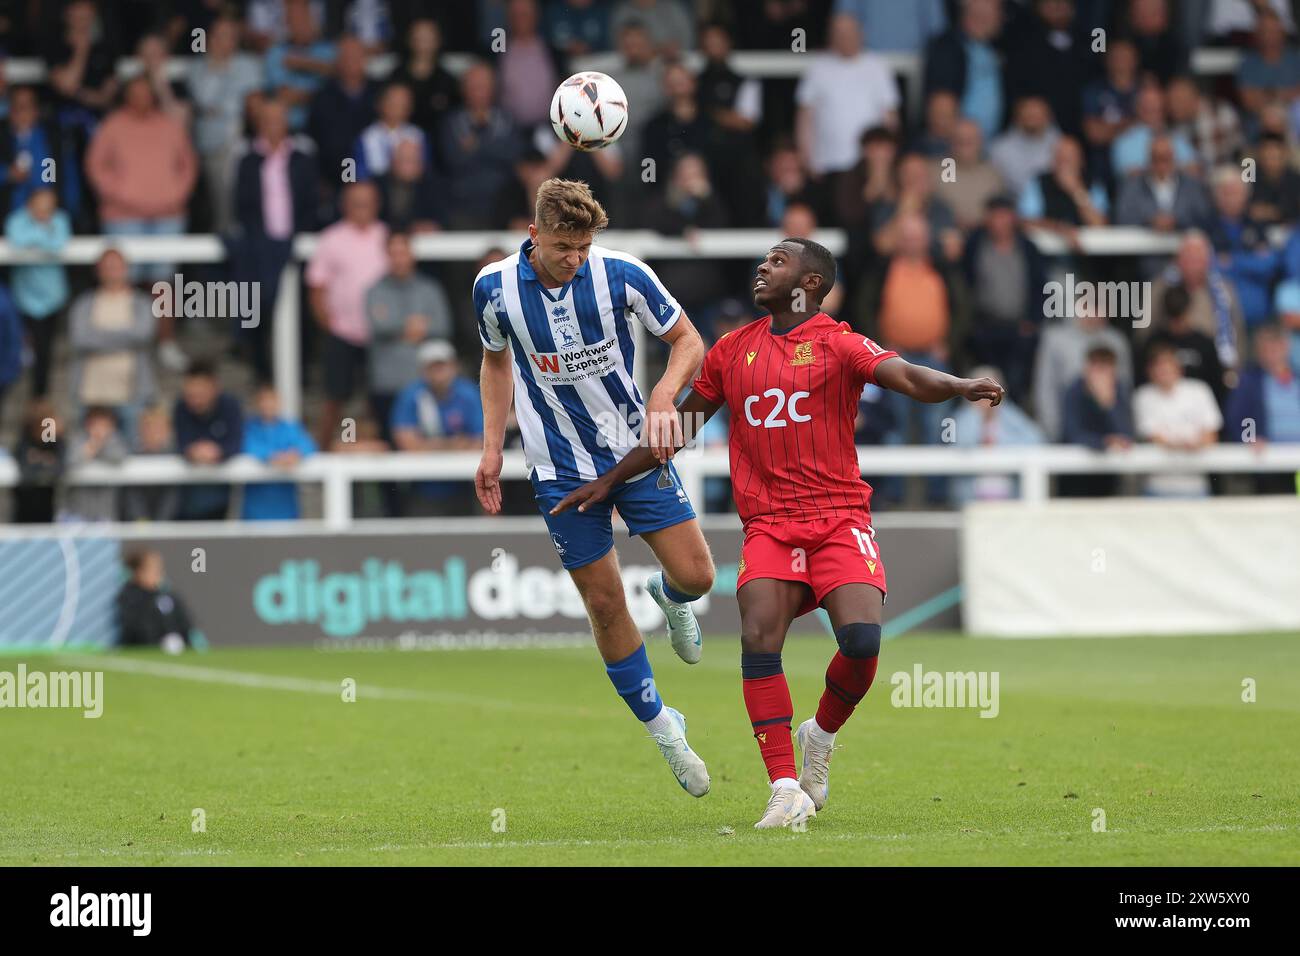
[737,513,887,618]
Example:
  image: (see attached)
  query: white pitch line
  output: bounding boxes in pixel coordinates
[11,823,1294,863]
[53,654,574,713]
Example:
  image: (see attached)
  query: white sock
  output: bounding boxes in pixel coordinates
[643,707,674,736]
[773,777,801,791]
[807,720,836,747]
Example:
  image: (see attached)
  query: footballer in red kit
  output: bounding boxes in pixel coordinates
[690,309,897,617]
[552,238,1004,829]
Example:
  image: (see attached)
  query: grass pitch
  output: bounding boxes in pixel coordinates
[2,632,1298,866]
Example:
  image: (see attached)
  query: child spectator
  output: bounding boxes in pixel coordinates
[11,398,64,523]
[120,405,179,522]
[1134,344,1223,497]
[951,364,1046,501]
[242,384,317,520]
[1141,284,1226,405]
[173,359,244,521]
[1061,345,1134,497]
[60,405,128,522]
[116,548,196,653]
[5,187,71,399]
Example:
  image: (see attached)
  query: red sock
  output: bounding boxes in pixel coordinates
[742,674,796,783]
[815,651,879,733]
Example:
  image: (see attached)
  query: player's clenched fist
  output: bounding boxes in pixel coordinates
[645,392,684,462]
[958,376,1005,407]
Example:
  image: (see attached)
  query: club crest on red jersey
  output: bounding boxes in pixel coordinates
[790,341,815,366]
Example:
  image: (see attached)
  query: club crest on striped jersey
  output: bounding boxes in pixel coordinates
[790,341,816,366]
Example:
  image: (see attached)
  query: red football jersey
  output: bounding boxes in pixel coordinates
[691,312,899,524]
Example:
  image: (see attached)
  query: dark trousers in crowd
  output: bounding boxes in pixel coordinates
[11,485,56,523]
[23,312,58,397]
[369,391,402,518]
[177,485,232,521]
[227,233,292,384]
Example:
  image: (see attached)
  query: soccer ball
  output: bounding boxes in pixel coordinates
[550,72,629,151]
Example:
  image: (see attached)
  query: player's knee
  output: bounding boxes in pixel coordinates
[739,623,783,656]
[582,586,629,626]
[679,561,715,598]
[835,622,881,660]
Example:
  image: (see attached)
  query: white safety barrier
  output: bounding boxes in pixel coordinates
[1,223,1288,421]
[962,497,1300,636]
[2,444,1297,529]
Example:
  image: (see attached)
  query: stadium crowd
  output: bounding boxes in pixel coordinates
[1,0,1299,521]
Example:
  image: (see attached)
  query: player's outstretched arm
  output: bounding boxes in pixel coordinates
[873,356,1005,406]
[550,389,722,515]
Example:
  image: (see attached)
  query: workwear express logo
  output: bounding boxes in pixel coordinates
[252,555,713,636]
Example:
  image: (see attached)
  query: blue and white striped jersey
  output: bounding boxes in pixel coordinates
[473,238,682,481]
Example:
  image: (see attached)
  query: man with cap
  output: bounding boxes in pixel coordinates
[390,340,484,515]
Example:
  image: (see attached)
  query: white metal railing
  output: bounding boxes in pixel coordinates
[3,45,1244,85]
[2,444,1296,529]
[2,225,1251,423]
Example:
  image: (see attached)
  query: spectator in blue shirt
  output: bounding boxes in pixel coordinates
[1273,277,1300,371]
[1208,166,1278,329]
[4,187,70,398]
[923,0,1007,141]
[390,340,484,516]
[833,0,947,53]
[353,82,428,181]
[0,87,76,216]
[1237,9,1300,129]
[265,1,337,131]
[1224,325,1300,493]
[174,359,244,521]
[1111,85,1198,179]
[242,384,317,520]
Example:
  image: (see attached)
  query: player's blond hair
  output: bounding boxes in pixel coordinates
[534,178,609,237]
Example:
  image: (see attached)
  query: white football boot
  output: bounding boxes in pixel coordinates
[646,573,702,664]
[796,718,834,811]
[650,706,710,797]
[754,783,817,829]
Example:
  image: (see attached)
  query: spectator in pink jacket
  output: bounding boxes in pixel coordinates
[85,75,198,284]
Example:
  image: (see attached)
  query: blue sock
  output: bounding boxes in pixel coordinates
[605,643,663,722]
[660,571,700,604]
